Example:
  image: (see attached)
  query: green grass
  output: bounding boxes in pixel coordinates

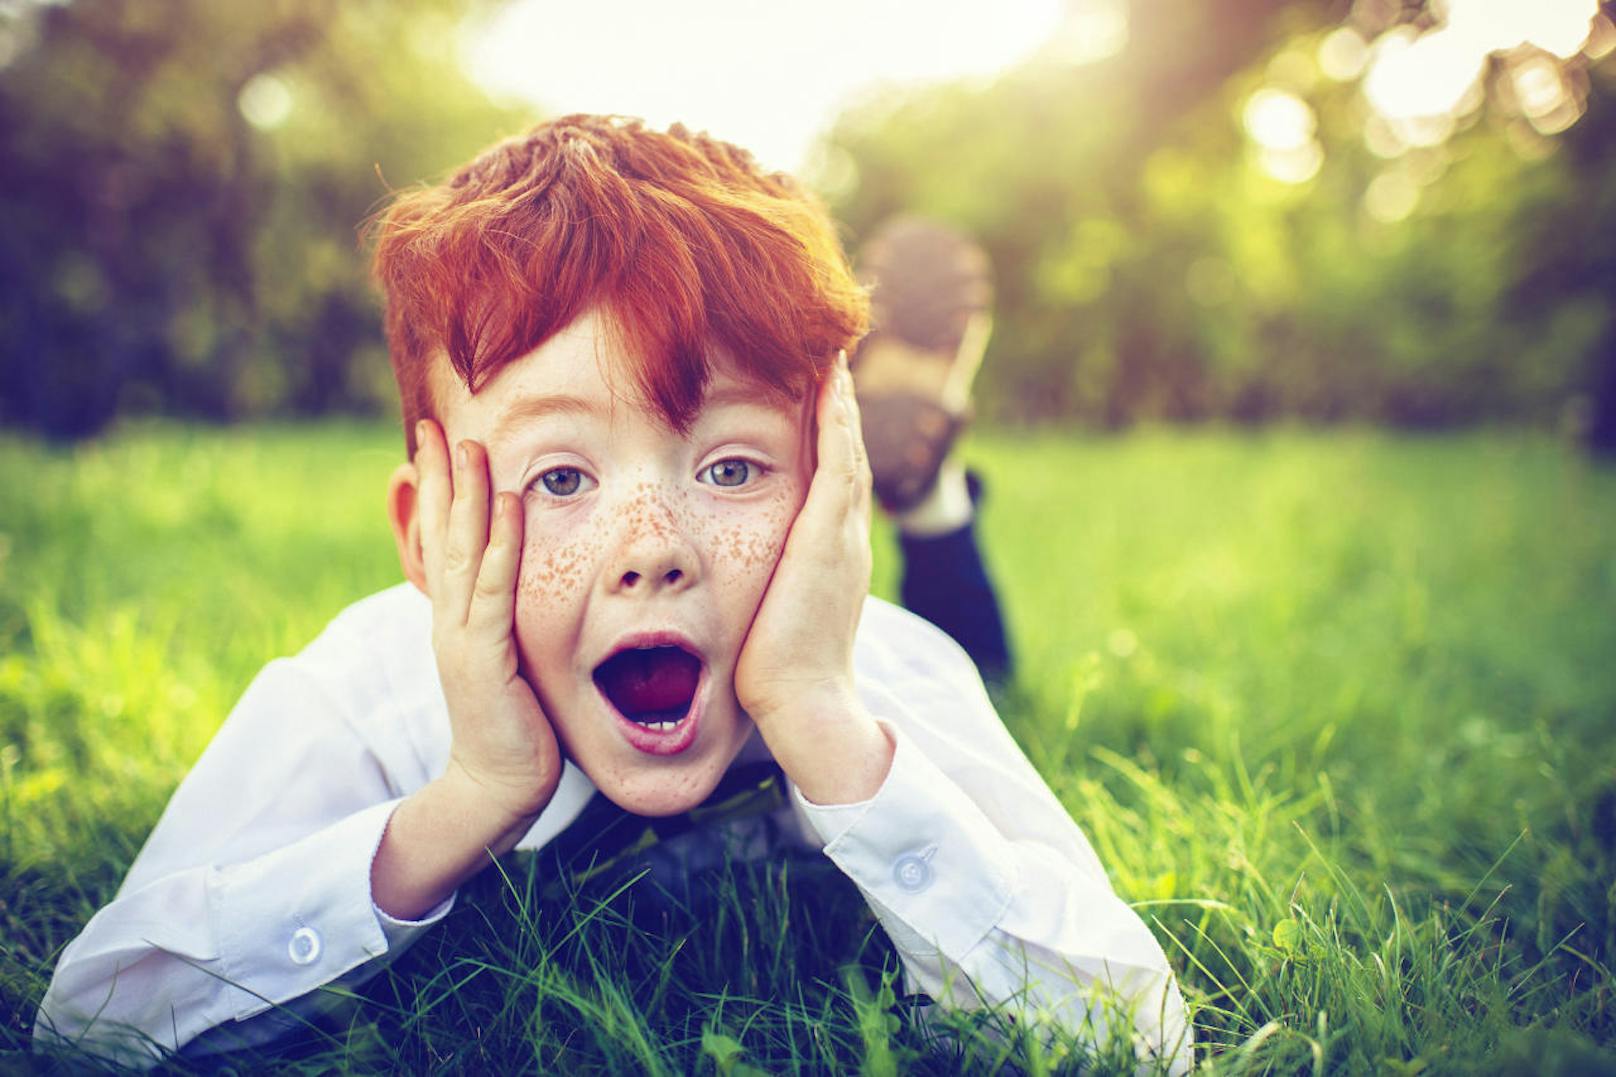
[2,421,1614,1073]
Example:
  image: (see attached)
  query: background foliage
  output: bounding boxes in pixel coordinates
[0,0,527,438]
[819,2,1616,434]
[2,0,1614,441]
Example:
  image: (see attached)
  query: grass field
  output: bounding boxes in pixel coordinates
[2,422,1614,1073]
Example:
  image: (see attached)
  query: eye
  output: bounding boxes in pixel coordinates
[532,466,592,498]
[702,458,754,488]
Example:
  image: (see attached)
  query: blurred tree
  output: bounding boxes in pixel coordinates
[4,0,1610,440]
[821,0,1332,424]
[1508,64,1616,453]
[821,0,1615,435]
[0,0,531,439]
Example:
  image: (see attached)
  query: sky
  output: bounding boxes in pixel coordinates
[459,0,1115,173]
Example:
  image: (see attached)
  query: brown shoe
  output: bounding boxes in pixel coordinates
[851,216,993,512]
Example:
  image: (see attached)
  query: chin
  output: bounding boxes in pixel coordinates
[583,698,756,818]
[593,755,731,817]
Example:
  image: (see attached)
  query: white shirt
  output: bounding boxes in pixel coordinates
[35,584,1190,1071]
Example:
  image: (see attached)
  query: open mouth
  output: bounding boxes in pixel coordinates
[593,642,704,754]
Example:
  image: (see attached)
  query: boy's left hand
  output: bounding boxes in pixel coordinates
[735,351,894,805]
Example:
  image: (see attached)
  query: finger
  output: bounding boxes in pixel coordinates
[415,419,452,589]
[789,354,866,560]
[836,353,874,516]
[441,438,492,621]
[812,353,858,496]
[468,491,523,642]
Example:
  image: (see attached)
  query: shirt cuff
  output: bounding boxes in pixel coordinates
[374,894,455,948]
[211,798,405,1021]
[791,720,1016,960]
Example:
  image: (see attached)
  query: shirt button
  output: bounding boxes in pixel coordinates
[288,926,322,966]
[894,854,933,893]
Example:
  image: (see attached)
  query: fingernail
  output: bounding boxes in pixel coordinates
[415,420,426,445]
[455,442,467,469]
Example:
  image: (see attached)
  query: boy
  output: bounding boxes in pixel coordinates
[36,115,1189,1071]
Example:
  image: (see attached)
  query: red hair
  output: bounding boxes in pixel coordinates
[370,114,867,455]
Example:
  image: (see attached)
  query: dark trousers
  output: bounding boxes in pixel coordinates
[898,520,1011,686]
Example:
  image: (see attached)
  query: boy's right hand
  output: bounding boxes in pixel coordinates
[414,418,561,833]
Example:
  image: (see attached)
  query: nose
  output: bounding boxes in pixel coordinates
[603,490,700,596]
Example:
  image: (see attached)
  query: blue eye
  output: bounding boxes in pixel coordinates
[704,459,752,488]
[537,467,586,497]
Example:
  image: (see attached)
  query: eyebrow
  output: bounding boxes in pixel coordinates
[490,394,601,444]
[489,382,798,445]
[700,383,799,418]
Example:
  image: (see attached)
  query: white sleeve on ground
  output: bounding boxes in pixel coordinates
[33,656,447,1068]
[792,599,1193,1074]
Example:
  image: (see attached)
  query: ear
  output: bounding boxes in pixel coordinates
[387,461,429,597]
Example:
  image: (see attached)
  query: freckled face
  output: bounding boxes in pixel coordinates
[431,309,812,816]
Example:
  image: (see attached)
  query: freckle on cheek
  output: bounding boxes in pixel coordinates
[519,535,596,604]
[710,511,790,582]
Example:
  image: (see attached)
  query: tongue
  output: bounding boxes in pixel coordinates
[598,647,700,719]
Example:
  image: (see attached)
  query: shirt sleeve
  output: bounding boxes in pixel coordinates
[792,615,1192,1074]
[33,655,450,1067]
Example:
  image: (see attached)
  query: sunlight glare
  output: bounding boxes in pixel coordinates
[1513,56,1584,135]
[1259,142,1324,184]
[1242,88,1323,184]
[459,0,1065,172]
[238,74,293,130]
[1243,88,1315,151]
[1586,14,1616,60]
[1319,26,1370,81]
[1042,0,1129,67]
[1446,0,1598,59]
[1513,57,1569,118]
[1362,0,1597,137]
[1362,113,1407,158]
[1364,26,1484,121]
[1364,169,1419,222]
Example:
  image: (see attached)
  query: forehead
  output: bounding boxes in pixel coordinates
[432,309,805,440]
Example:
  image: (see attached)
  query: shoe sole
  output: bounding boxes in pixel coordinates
[852,217,993,510]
